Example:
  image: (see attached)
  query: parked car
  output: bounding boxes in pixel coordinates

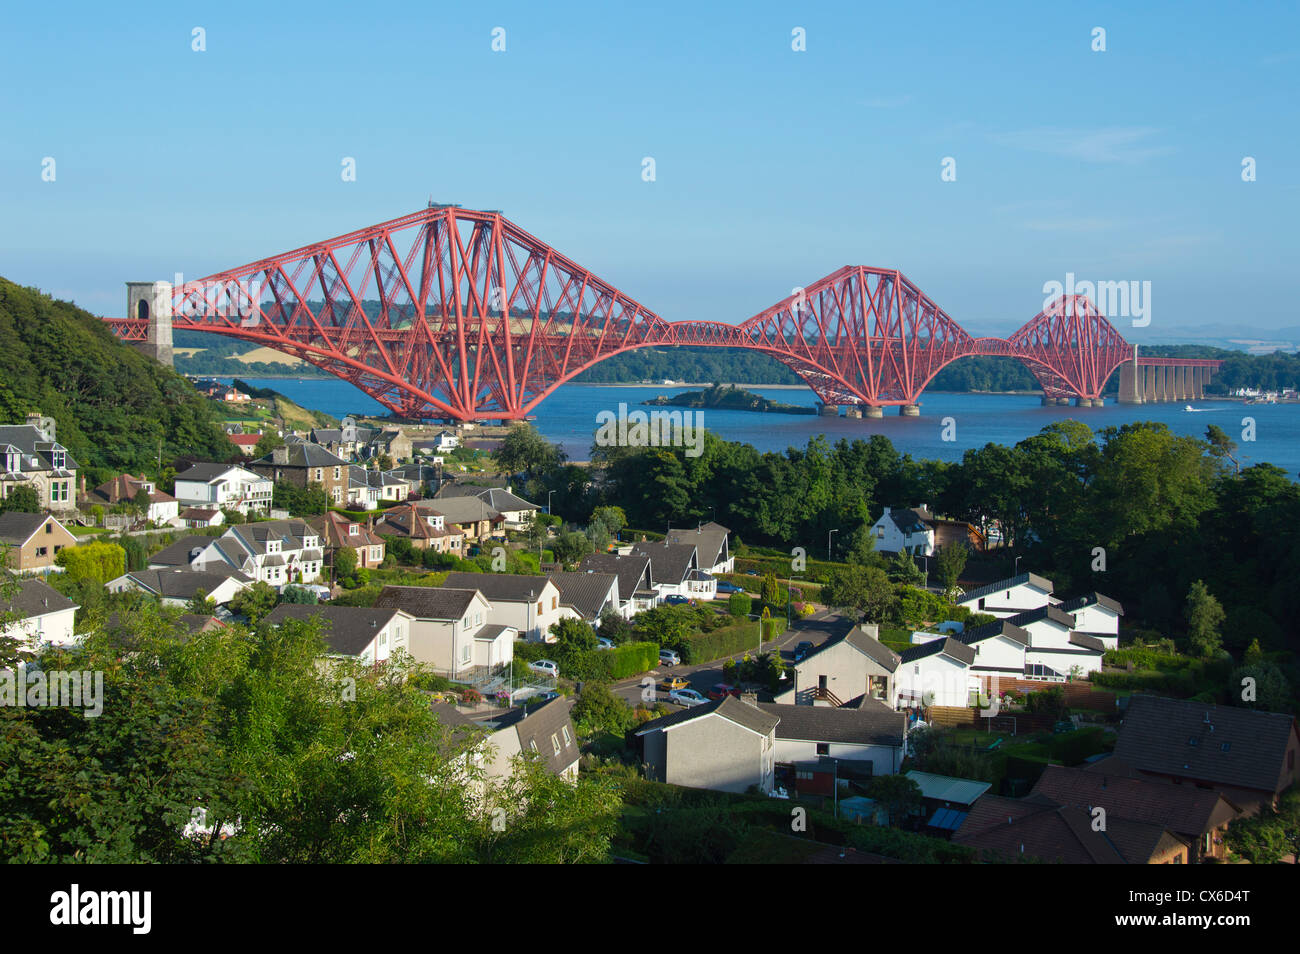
[658,675,689,692]
[659,649,681,666]
[716,581,743,594]
[528,659,559,678]
[596,637,615,650]
[669,688,708,707]
[708,683,742,700]
[664,594,690,606]
[793,640,815,661]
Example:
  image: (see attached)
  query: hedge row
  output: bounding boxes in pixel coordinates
[597,641,660,680]
[684,617,788,665]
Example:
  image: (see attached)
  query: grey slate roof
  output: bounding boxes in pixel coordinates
[899,636,977,666]
[488,696,580,775]
[548,571,618,619]
[253,441,348,469]
[1,578,78,621]
[578,552,652,602]
[0,424,80,472]
[373,585,481,621]
[265,604,406,657]
[442,571,550,603]
[1057,592,1126,616]
[630,541,698,585]
[1068,632,1107,653]
[416,495,501,525]
[756,700,906,746]
[120,567,252,601]
[1006,605,1076,629]
[635,695,780,737]
[958,572,1054,606]
[175,461,250,483]
[1113,695,1299,794]
[474,487,538,513]
[666,522,730,568]
[0,512,53,544]
[956,618,1031,648]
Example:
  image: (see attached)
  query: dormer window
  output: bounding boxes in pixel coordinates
[348,524,359,536]
[5,452,18,473]
[50,450,65,469]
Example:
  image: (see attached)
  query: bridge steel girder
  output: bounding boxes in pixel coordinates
[101,208,1219,420]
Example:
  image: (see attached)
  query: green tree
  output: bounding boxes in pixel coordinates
[887,548,925,586]
[760,572,780,605]
[551,529,593,566]
[867,774,923,827]
[727,591,753,617]
[333,546,359,586]
[186,588,217,615]
[54,541,126,585]
[571,682,634,736]
[821,563,896,622]
[496,423,562,477]
[0,486,41,513]
[1185,579,1225,657]
[229,581,278,624]
[935,542,969,602]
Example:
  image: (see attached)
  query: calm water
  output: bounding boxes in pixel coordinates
[221,377,1300,475]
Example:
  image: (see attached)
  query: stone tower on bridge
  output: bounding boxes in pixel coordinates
[125,281,174,367]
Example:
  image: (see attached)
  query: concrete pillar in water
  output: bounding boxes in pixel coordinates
[865,405,884,418]
[818,404,840,417]
[900,404,921,416]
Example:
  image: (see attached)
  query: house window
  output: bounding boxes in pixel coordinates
[551,596,557,610]
[551,734,561,755]
[816,743,830,756]
[315,469,323,481]
[529,740,538,752]
[537,601,543,615]
[333,467,341,480]
[35,546,47,557]
[349,524,359,536]
[562,726,571,746]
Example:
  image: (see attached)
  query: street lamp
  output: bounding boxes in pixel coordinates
[1014,555,1022,576]
[546,490,555,515]
[827,528,839,561]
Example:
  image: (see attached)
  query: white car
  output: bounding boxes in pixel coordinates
[669,688,707,707]
[659,649,682,667]
[528,659,559,678]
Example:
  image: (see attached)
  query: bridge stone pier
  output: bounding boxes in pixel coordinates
[1117,350,1214,404]
[125,281,174,367]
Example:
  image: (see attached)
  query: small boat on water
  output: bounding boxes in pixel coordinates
[1185,404,1194,412]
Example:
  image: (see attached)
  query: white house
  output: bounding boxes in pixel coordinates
[1009,605,1107,679]
[666,522,734,574]
[478,696,581,783]
[636,696,780,794]
[958,619,1033,690]
[757,700,907,776]
[1055,592,1124,650]
[473,487,539,530]
[897,637,977,708]
[0,579,79,650]
[956,572,1054,618]
[548,571,621,624]
[174,462,274,515]
[372,585,514,676]
[264,604,415,666]
[774,626,901,708]
[190,519,324,585]
[871,506,937,556]
[631,542,713,601]
[440,572,574,643]
[578,552,656,616]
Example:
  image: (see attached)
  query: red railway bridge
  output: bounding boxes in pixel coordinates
[102,205,1219,421]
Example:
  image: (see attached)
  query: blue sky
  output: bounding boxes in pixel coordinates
[2,0,1297,336]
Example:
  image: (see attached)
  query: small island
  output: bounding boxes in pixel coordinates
[643,383,816,415]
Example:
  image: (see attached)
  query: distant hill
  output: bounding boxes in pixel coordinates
[0,279,234,482]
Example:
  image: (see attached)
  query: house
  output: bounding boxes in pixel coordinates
[173,462,273,515]
[345,465,410,510]
[265,604,415,667]
[869,505,985,556]
[105,566,252,607]
[897,637,977,708]
[1008,605,1107,679]
[578,551,656,615]
[479,696,581,782]
[1033,764,1240,862]
[547,570,621,624]
[374,503,465,554]
[1054,592,1124,649]
[440,572,573,642]
[226,433,262,457]
[630,541,714,601]
[86,473,179,525]
[1109,695,1300,814]
[147,534,219,569]
[430,430,460,453]
[249,442,350,505]
[473,487,539,530]
[0,578,79,650]
[414,496,503,544]
[774,625,900,708]
[636,695,780,794]
[179,507,224,528]
[954,792,1189,864]
[309,426,376,460]
[0,414,78,511]
[309,511,386,571]
[906,771,992,835]
[953,618,1033,691]
[0,512,77,574]
[372,585,513,677]
[955,571,1054,618]
[756,699,907,779]
[363,429,413,462]
[666,522,734,574]
[189,519,325,585]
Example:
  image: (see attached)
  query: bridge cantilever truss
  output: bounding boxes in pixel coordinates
[100,206,1218,420]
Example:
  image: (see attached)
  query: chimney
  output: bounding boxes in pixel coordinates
[272,445,290,465]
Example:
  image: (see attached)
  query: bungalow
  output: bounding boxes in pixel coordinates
[578,552,656,615]
[666,521,734,574]
[173,462,273,515]
[631,541,714,601]
[756,699,907,778]
[374,503,465,554]
[86,474,179,525]
[415,496,503,544]
[955,571,1054,618]
[478,696,581,782]
[226,432,262,458]
[372,585,513,677]
[264,604,414,667]
[1009,604,1107,679]
[636,695,780,794]
[441,572,573,642]
[179,507,224,528]
[473,487,539,530]
[0,578,79,650]
[1109,695,1300,815]
[148,534,221,569]
[548,570,621,624]
[0,512,77,574]
[1055,591,1124,649]
[774,625,900,708]
[105,566,252,607]
[1033,763,1240,863]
